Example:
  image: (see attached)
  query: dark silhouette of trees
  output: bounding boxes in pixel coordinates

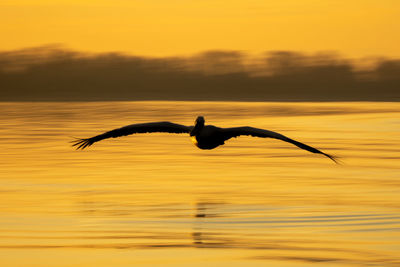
[0,46,399,101]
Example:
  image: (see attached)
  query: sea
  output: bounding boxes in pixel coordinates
[0,101,399,266]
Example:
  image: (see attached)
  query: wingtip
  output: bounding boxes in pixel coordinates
[71,138,93,150]
[323,153,342,165]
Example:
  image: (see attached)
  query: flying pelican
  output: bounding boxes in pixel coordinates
[72,116,337,163]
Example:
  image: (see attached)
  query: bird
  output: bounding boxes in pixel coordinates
[72,116,337,163]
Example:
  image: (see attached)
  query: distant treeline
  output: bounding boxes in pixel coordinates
[0,45,399,101]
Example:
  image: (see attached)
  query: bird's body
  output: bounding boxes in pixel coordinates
[72,116,337,163]
[191,125,225,149]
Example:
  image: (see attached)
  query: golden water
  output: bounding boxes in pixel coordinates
[0,101,399,266]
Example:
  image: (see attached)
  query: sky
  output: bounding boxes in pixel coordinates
[0,0,399,57]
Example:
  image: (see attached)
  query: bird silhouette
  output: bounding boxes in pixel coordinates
[72,116,337,162]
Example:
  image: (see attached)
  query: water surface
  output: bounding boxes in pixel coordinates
[0,101,399,266]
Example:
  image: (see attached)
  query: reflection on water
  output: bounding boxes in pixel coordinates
[0,101,400,266]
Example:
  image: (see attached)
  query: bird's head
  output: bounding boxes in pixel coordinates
[190,116,205,136]
[195,116,205,126]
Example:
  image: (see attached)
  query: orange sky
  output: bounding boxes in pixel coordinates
[1,0,399,57]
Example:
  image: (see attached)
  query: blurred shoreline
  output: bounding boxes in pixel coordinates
[1,45,399,102]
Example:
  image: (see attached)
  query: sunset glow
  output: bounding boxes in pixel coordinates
[1,0,399,57]
[1,2,400,266]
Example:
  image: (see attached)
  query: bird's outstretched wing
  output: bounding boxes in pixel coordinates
[72,122,192,150]
[222,126,337,163]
